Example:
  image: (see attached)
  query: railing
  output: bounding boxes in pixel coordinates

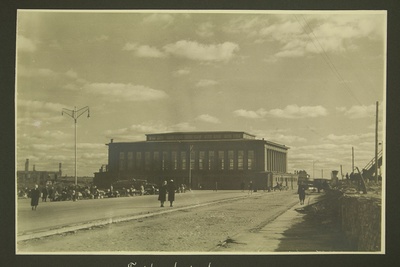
[363,150,383,172]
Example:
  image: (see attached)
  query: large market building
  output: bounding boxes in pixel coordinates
[94,131,297,190]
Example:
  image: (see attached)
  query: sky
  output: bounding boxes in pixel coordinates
[16,10,386,178]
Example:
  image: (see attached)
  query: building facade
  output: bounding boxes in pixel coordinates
[94,131,297,190]
[17,159,62,186]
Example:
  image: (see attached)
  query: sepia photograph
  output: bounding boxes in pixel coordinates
[14,9,386,257]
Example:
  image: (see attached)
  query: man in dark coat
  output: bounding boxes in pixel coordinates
[30,184,41,210]
[158,180,167,207]
[298,182,306,205]
[42,186,48,202]
[167,180,176,207]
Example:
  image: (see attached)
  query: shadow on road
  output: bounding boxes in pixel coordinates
[275,193,353,252]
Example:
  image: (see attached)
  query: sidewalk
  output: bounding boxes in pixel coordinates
[214,193,352,253]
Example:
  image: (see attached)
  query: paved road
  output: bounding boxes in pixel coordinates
[17,190,263,240]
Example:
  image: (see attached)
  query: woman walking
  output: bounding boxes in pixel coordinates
[298,182,306,205]
[30,184,41,210]
[158,180,167,207]
[167,180,176,207]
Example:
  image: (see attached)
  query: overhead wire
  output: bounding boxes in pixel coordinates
[294,14,369,110]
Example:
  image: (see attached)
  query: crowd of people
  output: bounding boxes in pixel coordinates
[18,180,188,210]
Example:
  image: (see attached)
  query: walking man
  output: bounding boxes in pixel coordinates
[167,179,176,207]
[158,180,167,207]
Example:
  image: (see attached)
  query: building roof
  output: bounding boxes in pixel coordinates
[108,131,288,149]
[145,131,256,138]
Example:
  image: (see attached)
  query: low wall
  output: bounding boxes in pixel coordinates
[339,194,382,251]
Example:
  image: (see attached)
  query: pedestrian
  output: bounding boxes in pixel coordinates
[298,182,306,205]
[48,186,54,201]
[42,186,48,202]
[167,179,176,207]
[30,184,41,210]
[248,181,253,194]
[158,180,167,207]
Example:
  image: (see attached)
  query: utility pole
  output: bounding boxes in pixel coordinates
[352,147,355,173]
[375,101,379,183]
[62,106,90,185]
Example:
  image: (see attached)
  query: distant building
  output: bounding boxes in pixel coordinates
[94,131,297,190]
[17,159,62,186]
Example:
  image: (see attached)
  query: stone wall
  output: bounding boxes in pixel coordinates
[339,195,382,251]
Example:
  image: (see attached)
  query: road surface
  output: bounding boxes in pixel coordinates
[17,189,305,253]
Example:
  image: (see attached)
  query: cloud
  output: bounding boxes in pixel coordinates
[163,40,239,62]
[324,132,375,144]
[234,105,328,119]
[259,20,303,41]
[196,22,214,37]
[105,121,196,141]
[65,69,78,79]
[195,79,218,87]
[81,83,168,102]
[195,114,221,124]
[228,14,385,59]
[18,99,64,113]
[337,104,376,119]
[325,133,361,143]
[18,35,37,52]
[233,109,266,119]
[173,68,190,77]
[142,13,174,27]
[249,128,306,144]
[18,67,57,78]
[269,105,328,119]
[123,43,167,58]
[224,16,270,36]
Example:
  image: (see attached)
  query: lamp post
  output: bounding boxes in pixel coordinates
[62,106,90,185]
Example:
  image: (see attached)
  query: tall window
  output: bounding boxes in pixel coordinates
[248,150,254,170]
[228,150,234,170]
[127,152,133,170]
[238,150,244,170]
[119,152,125,171]
[153,152,160,170]
[208,151,215,170]
[172,151,178,170]
[190,150,195,170]
[218,151,224,170]
[145,152,150,171]
[199,151,205,170]
[162,151,168,170]
[136,152,142,170]
[181,151,186,170]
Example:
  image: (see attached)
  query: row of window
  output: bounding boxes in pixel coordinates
[118,150,255,172]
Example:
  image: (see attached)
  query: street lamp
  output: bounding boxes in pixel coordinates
[62,106,90,185]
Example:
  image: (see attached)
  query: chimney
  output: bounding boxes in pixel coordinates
[59,163,62,177]
[33,164,36,171]
[25,159,29,172]
[111,139,114,143]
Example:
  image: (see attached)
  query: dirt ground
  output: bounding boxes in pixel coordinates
[17,191,301,253]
